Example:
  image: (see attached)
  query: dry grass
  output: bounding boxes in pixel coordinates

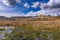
[2,17,60,40]
[0,17,60,29]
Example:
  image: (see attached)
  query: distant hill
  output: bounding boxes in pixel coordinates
[0,15,60,21]
[0,16,8,20]
[0,16,37,20]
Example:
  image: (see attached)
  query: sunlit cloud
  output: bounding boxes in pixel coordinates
[32,2,40,8]
[24,3,30,8]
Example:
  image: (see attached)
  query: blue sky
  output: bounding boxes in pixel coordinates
[0,0,60,17]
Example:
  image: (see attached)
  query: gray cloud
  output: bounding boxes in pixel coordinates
[7,0,17,5]
[27,0,60,16]
[40,0,60,9]
[1,0,18,7]
[32,2,40,8]
[39,0,60,16]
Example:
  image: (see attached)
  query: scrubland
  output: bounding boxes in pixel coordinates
[1,16,60,40]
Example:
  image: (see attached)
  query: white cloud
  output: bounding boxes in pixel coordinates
[2,0,12,7]
[26,10,60,17]
[0,2,7,11]
[47,0,60,6]
[24,3,30,8]
[0,12,25,17]
[40,0,60,9]
[26,11,40,16]
[38,0,60,16]
[26,11,34,16]
[1,0,17,7]
[32,2,40,8]
[37,9,60,16]
[16,0,21,3]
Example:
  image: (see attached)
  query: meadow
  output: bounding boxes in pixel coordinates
[0,16,60,40]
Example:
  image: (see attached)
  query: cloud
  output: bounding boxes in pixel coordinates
[26,11,40,16]
[40,0,60,9]
[47,0,60,8]
[0,0,60,17]
[26,9,60,16]
[26,0,60,16]
[26,11,34,16]
[32,2,40,8]
[0,12,25,17]
[1,0,17,7]
[24,3,30,8]
[38,0,60,16]
[16,0,21,3]
[0,2,7,11]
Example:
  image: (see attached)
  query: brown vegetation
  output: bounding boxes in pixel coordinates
[0,16,60,28]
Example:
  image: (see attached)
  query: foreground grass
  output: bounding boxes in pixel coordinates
[3,26,60,40]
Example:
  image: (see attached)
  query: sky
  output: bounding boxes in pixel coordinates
[0,0,60,17]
